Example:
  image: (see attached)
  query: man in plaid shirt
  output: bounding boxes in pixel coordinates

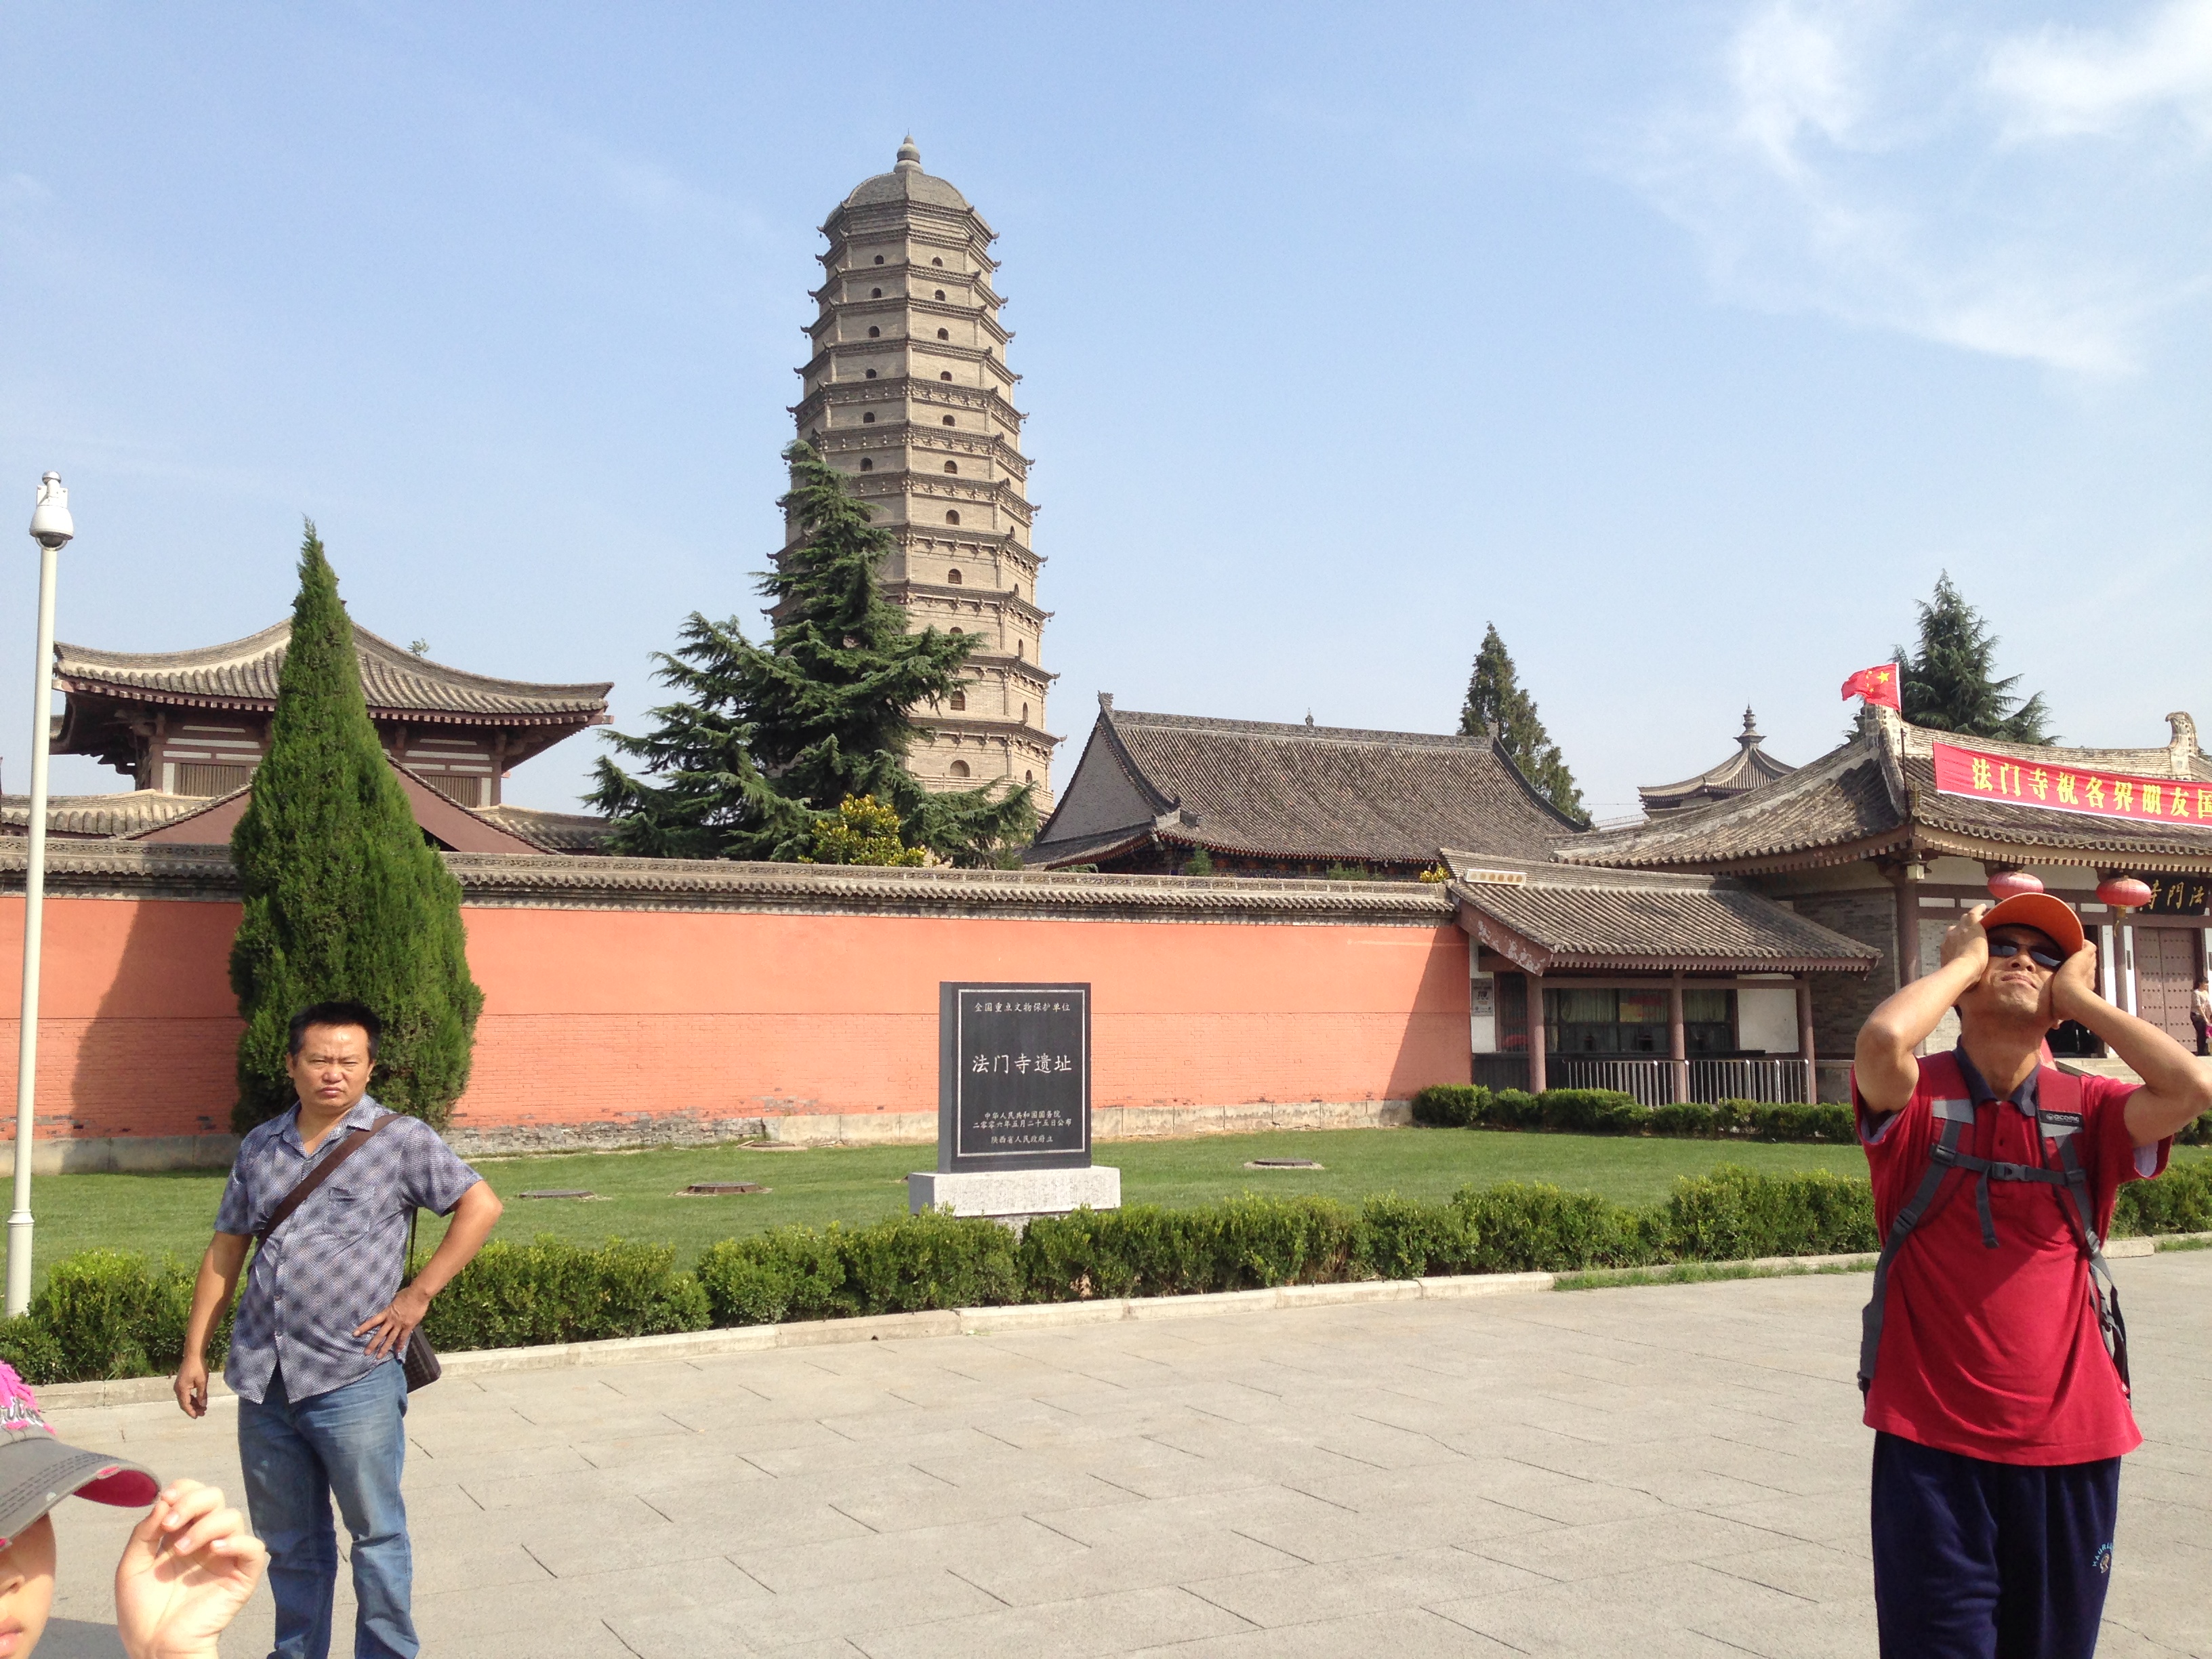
[175,1001,503,1659]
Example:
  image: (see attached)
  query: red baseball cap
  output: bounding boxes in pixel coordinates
[1980,893,2087,958]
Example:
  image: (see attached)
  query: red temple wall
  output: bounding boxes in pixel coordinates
[0,895,1471,1146]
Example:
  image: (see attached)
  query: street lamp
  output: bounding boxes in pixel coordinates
[7,473,72,1316]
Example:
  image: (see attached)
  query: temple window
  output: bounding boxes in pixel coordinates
[932,257,944,266]
[939,371,953,380]
[947,569,963,584]
[867,327,880,338]
[937,328,949,340]
[950,760,970,777]
[1025,770,1034,782]
[859,459,873,471]
[935,289,945,300]
[949,626,963,635]
[870,288,882,298]
[944,462,958,474]
[946,511,960,525]
[865,369,877,379]
[1021,703,1029,722]
[950,691,966,710]
[874,255,885,264]
[941,415,955,425]
[861,412,875,424]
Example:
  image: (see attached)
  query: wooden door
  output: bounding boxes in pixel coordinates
[2133,926,2202,1046]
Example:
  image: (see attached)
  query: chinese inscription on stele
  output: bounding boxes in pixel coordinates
[938,983,1092,1172]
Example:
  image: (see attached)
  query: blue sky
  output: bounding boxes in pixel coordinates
[3,1,2208,821]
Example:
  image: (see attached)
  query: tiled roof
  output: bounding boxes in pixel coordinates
[0,839,1460,924]
[1639,708,1797,811]
[1442,852,1878,972]
[1031,706,1584,866]
[1563,710,2212,874]
[0,791,224,838]
[54,623,611,726]
[836,142,973,214]
[478,805,618,854]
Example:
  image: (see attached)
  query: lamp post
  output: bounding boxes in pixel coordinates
[7,473,72,1317]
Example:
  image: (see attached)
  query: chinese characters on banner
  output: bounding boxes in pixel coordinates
[1931,742,2212,827]
[939,983,1092,1170]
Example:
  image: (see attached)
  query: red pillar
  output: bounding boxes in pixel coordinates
[1528,970,1547,1094]
[1668,975,1687,1104]
[1797,976,1818,1105]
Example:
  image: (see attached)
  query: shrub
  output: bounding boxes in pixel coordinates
[1356,1193,1479,1278]
[0,1316,67,1386]
[696,1227,855,1325]
[1412,1084,1486,1128]
[1657,1166,1877,1262]
[1485,1089,1542,1129]
[421,1237,709,1351]
[2114,1158,2212,1237]
[1534,1089,1643,1134]
[838,1212,1021,1313]
[1646,1102,1719,1138]
[1454,1183,1651,1272]
[30,1252,219,1383]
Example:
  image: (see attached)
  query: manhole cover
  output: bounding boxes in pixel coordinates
[682,1183,767,1195]
[518,1189,596,1200]
[1244,1159,1324,1170]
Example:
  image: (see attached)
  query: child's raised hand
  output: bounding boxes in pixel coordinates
[114,1479,265,1659]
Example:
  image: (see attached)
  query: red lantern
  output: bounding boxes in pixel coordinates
[2097,875,2154,911]
[1987,869,2044,901]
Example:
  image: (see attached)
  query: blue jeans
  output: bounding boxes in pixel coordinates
[239,1360,416,1659]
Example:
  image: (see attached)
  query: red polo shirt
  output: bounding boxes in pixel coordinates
[1856,1049,2168,1466]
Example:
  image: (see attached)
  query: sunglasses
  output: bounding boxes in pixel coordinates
[1989,939,2066,970]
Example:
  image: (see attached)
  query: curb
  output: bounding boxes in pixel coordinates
[40,1236,2209,1412]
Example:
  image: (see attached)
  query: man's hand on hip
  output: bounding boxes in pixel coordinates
[354,1283,432,1359]
[173,1357,209,1420]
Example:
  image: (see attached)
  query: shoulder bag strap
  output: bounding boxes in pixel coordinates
[255,1111,403,1245]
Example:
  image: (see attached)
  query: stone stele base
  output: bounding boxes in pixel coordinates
[909,1166,1122,1222]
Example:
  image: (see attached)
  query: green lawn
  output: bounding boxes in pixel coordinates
[21,1128,2205,1288]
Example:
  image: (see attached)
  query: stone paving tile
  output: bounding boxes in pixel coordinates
[26,1250,2210,1657]
[853,1584,1254,1659]
[1124,1604,1523,1658]
[1181,1542,1554,1628]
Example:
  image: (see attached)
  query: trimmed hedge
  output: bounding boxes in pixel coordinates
[9,1159,2209,1385]
[1416,1083,1856,1143]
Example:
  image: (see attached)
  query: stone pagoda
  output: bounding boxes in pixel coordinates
[786,138,1057,804]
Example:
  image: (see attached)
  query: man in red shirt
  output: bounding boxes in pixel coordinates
[1854,891,2211,1658]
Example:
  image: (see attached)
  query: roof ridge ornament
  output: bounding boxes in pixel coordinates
[896,136,921,170]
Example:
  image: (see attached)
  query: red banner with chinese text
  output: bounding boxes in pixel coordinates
[1930,741,2212,826]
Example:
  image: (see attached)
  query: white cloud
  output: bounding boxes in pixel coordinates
[1623,1,2212,375]
[1987,0,2212,140]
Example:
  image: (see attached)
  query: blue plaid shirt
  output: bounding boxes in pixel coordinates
[216,1098,484,1404]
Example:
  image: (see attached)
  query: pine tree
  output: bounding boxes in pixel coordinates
[228,525,484,1132]
[590,441,1035,864]
[1458,623,1587,822]
[1893,573,2054,743]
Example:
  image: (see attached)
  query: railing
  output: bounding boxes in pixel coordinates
[1689,1058,1814,1105]
[1549,1057,1675,1105]
[1485,1055,1817,1105]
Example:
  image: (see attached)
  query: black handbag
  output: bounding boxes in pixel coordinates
[401,1209,443,1391]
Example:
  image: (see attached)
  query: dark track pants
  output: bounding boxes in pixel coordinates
[1872,1431,2121,1659]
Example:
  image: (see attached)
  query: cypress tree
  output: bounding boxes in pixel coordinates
[590,441,1035,864]
[1458,623,1587,822]
[1892,573,2054,743]
[228,524,484,1132]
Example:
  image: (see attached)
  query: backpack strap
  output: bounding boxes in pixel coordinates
[1858,1093,1975,1394]
[255,1110,403,1246]
[2036,1070,2132,1389]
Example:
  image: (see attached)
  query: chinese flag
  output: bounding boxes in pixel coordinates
[1841,662,1902,709]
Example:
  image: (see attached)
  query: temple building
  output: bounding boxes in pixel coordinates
[1637,708,1795,816]
[788,139,1058,804]
[1025,697,1582,876]
[1,621,613,853]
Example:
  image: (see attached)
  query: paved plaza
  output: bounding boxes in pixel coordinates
[41,1252,2212,1658]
